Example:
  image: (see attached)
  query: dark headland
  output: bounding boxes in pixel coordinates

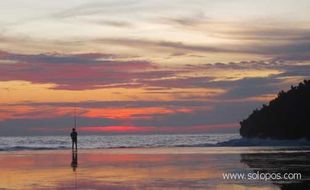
[240,80,310,140]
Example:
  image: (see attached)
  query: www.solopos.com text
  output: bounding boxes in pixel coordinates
[222,172,302,181]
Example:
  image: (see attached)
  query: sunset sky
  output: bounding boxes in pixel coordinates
[0,0,310,135]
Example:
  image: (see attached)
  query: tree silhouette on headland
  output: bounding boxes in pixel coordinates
[240,80,310,139]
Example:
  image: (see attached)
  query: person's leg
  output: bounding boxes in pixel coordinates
[72,141,74,149]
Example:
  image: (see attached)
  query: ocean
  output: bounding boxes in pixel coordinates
[1,133,310,151]
[1,134,310,189]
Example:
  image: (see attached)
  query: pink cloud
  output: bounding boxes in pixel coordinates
[0,51,169,90]
[80,126,156,133]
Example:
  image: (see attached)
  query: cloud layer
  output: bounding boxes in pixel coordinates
[0,0,310,135]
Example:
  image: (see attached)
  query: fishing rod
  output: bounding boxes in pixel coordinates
[74,106,77,130]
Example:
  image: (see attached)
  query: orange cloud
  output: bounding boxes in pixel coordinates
[0,105,74,121]
[82,107,192,119]
[79,126,156,133]
[0,104,193,122]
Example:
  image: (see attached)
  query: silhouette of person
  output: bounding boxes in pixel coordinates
[71,128,78,150]
[71,149,78,172]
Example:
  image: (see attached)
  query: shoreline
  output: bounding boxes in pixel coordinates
[1,146,310,155]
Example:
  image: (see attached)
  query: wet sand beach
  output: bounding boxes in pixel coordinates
[0,147,309,190]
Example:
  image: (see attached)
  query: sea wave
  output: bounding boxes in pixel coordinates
[1,134,310,151]
[215,138,310,147]
[1,139,310,151]
[0,146,69,151]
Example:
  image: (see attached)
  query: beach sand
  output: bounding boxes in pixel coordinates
[0,147,309,190]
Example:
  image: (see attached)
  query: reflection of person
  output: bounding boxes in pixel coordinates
[70,128,78,150]
[71,150,78,172]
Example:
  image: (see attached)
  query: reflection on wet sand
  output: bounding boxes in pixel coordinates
[71,150,78,172]
[71,150,78,190]
[0,148,304,189]
[241,151,310,190]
